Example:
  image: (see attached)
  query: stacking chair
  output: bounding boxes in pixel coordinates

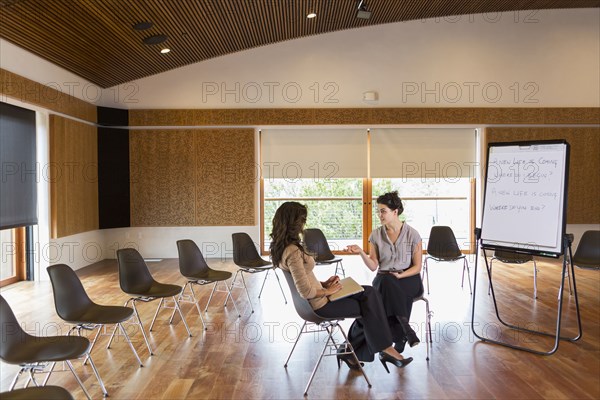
[488,250,538,298]
[422,226,471,294]
[0,295,107,399]
[281,270,371,396]
[115,248,191,355]
[413,294,434,361]
[571,230,600,270]
[0,386,74,400]
[231,232,287,313]
[304,228,345,277]
[47,264,143,367]
[176,239,241,326]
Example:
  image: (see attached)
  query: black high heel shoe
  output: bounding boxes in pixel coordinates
[336,345,364,370]
[379,352,413,373]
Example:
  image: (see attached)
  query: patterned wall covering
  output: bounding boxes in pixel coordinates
[486,127,600,224]
[130,129,255,227]
[129,107,600,127]
[49,115,98,238]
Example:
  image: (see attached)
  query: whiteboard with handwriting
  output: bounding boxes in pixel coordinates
[480,141,569,256]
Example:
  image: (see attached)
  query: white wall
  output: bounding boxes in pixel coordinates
[103,8,600,109]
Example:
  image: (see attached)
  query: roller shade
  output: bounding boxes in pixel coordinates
[0,102,38,229]
[261,129,367,179]
[371,128,476,178]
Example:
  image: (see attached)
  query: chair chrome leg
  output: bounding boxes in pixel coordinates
[9,369,25,391]
[284,321,306,367]
[423,259,430,294]
[533,260,538,299]
[118,322,143,367]
[258,269,270,298]
[240,271,254,313]
[223,281,241,318]
[41,361,56,386]
[82,325,102,365]
[149,298,164,331]
[337,324,371,388]
[85,353,108,397]
[463,258,472,294]
[131,300,153,355]
[204,282,219,312]
[303,327,331,396]
[65,359,92,400]
[188,284,207,330]
[173,295,192,337]
[272,268,288,304]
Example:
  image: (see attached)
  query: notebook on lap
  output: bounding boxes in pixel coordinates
[328,277,364,301]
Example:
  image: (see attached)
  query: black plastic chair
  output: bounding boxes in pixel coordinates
[0,386,74,400]
[488,250,538,298]
[176,239,241,326]
[0,295,107,399]
[231,233,287,313]
[422,226,471,294]
[571,230,600,270]
[47,264,143,366]
[281,269,371,396]
[115,248,191,355]
[304,228,345,277]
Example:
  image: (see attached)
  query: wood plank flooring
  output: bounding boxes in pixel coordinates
[1,255,598,399]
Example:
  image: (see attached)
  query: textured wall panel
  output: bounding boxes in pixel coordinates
[129,107,600,127]
[195,129,255,226]
[486,127,600,224]
[129,130,196,226]
[49,115,98,238]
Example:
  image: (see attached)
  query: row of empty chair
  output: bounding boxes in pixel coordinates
[0,233,279,399]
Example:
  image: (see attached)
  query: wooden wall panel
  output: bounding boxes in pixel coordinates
[486,127,600,224]
[129,107,600,127]
[49,115,98,238]
[1,69,97,123]
[129,130,196,226]
[129,129,256,227]
[195,129,255,226]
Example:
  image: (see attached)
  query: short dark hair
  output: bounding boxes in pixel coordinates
[376,191,404,215]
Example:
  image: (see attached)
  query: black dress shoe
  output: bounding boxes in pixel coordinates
[378,352,413,373]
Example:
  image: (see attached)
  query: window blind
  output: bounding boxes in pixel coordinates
[261,129,367,179]
[0,102,38,229]
[370,128,477,178]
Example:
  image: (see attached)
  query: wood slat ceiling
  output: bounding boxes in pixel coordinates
[1,0,598,88]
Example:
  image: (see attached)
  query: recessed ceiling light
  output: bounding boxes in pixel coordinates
[307,12,317,19]
[160,48,171,54]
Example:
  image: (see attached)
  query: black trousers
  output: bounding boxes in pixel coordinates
[315,285,392,357]
[372,273,424,351]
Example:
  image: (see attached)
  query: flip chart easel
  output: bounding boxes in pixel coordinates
[471,140,582,355]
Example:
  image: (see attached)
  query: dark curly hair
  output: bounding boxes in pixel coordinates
[269,201,309,267]
[376,191,404,215]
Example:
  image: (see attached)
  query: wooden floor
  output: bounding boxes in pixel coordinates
[1,254,598,399]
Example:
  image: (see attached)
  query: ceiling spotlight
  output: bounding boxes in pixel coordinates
[307,12,317,19]
[356,0,371,19]
[160,48,171,54]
